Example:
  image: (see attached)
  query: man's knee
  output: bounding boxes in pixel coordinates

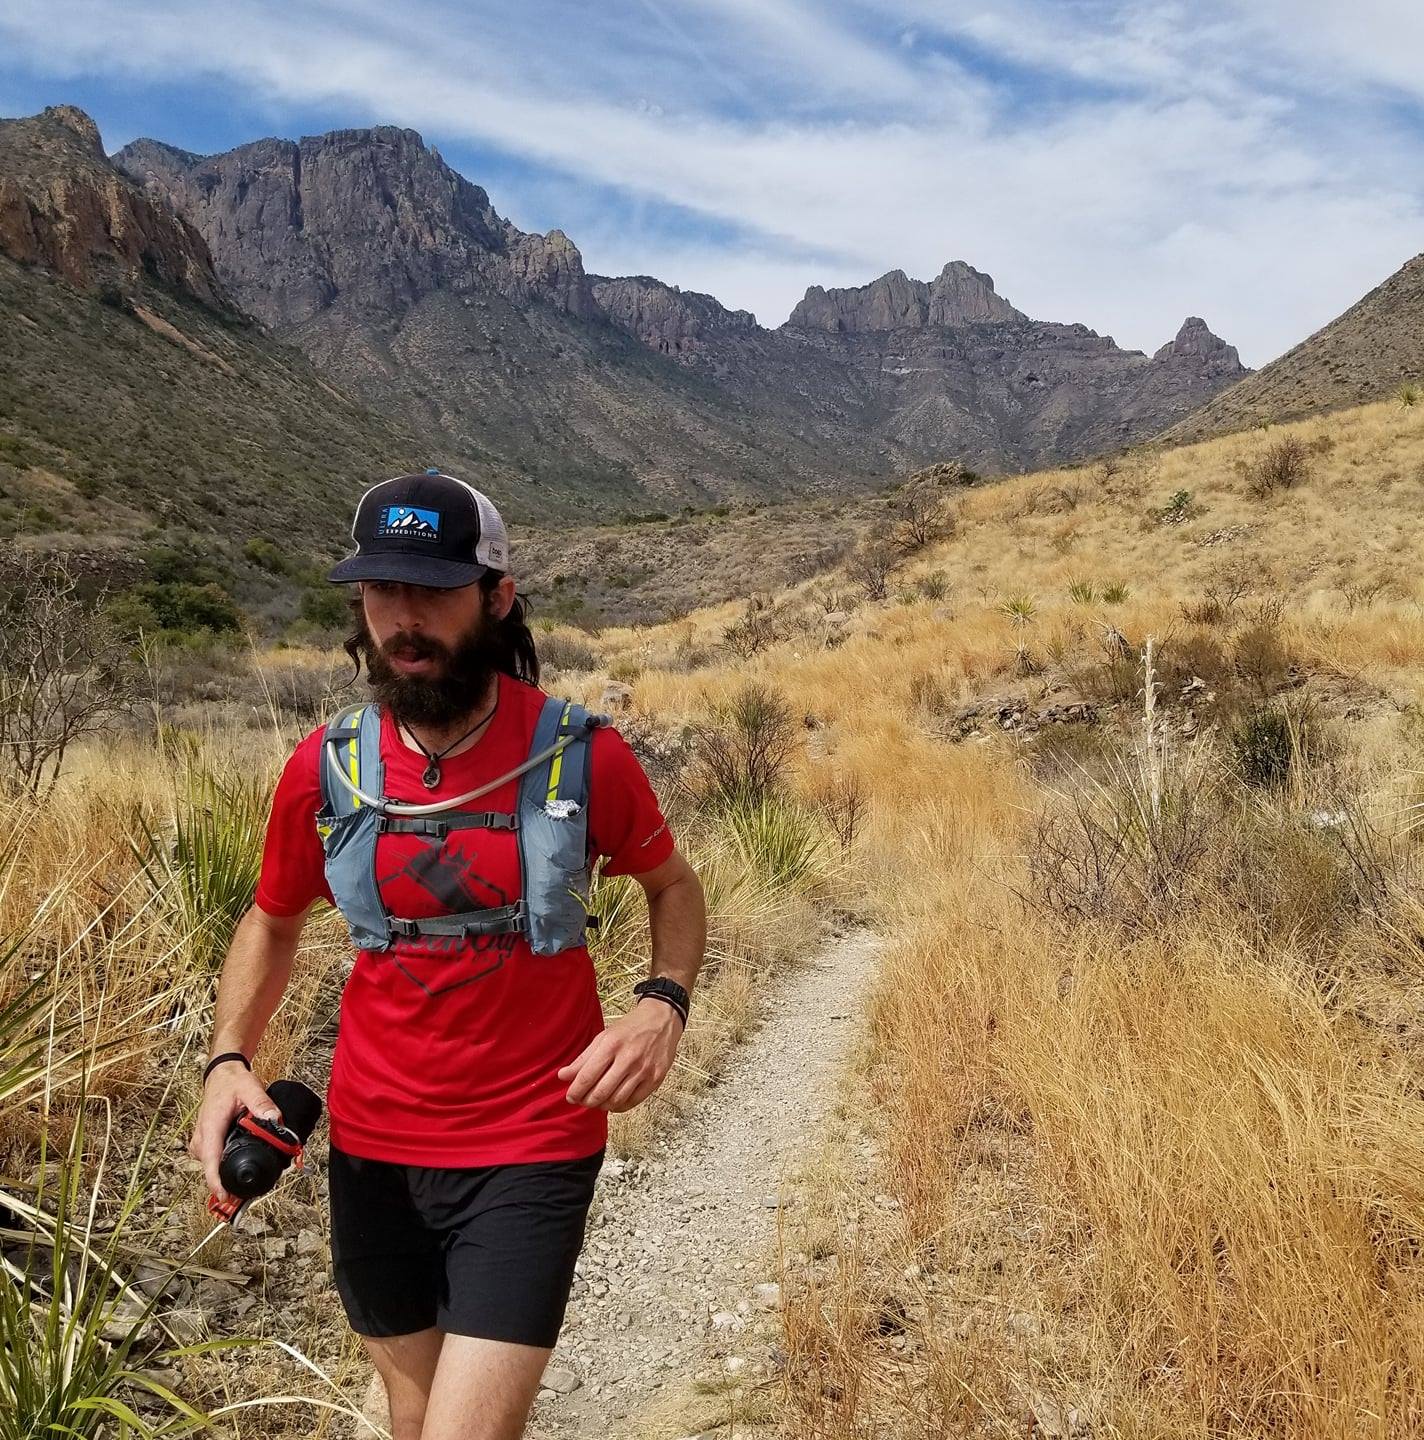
[363,1329,444,1440]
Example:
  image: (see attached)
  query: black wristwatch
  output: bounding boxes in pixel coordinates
[633,977,690,1030]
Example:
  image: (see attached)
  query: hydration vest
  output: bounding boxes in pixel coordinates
[315,696,608,956]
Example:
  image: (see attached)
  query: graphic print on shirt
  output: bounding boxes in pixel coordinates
[377,838,518,996]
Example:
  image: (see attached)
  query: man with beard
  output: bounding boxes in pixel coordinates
[190,471,706,1440]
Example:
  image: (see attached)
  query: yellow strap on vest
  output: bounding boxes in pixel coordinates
[545,702,573,806]
[346,705,366,809]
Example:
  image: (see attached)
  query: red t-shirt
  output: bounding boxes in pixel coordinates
[254,675,675,1167]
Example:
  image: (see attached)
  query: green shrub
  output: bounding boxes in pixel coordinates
[298,582,348,631]
[1154,490,1195,525]
[1067,579,1097,604]
[1101,581,1130,604]
[242,536,289,573]
[1229,702,1319,791]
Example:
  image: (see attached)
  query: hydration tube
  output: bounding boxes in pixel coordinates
[322,727,588,818]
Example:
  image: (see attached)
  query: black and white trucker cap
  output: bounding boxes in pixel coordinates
[328,470,510,588]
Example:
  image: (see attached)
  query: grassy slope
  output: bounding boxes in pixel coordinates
[0,255,425,593]
[595,396,1424,1436]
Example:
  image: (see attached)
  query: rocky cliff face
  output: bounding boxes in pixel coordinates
[789,261,1024,331]
[0,106,228,309]
[100,113,1251,495]
[590,275,757,360]
[1165,257,1424,443]
[116,127,598,327]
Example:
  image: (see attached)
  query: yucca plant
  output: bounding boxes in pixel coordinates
[998,593,1037,626]
[0,1084,215,1439]
[727,796,830,894]
[135,758,269,971]
[1397,383,1420,409]
[1067,579,1097,604]
[1101,581,1130,604]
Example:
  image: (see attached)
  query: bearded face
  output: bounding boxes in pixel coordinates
[356,597,501,728]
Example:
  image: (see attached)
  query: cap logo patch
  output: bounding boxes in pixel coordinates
[377,505,442,540]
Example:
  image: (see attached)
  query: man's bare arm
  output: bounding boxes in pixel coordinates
[560,849,707,1112]
[189,903,309,1200]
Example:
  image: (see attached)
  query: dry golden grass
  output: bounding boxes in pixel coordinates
[592,397,1424,1437]
[9,395,1424,1435]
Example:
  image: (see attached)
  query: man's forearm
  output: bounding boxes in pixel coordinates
[208,904,305,1062]
[645,873,706,998]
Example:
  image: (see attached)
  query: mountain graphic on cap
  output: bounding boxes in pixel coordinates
[389,510,435,531]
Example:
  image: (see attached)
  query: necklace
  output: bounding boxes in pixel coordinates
[404,702,498,790]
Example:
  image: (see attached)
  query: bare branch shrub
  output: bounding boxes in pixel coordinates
[0,553,137,796]
[685,682,799,809]
[809,771,868,853]
[1242,435,1311,498]
[847,526,902,601]
[721,605,779,660]
[891,479,956,555]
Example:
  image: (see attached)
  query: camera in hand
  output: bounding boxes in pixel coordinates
[209,1079,323,1225]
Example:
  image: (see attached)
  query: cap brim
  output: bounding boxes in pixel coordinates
[327,553,490,588]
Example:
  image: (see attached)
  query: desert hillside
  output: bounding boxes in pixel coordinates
[5,394,1424,1438]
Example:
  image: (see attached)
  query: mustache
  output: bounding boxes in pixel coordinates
[382,631,450,663]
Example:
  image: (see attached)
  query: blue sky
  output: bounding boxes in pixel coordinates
[3,0,1422,366]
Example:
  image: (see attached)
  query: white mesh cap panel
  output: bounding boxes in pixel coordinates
[444,474,510,572]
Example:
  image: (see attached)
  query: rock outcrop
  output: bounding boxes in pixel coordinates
[0,107,228,309]
[789,261,1024,331]
[590,275,757,360]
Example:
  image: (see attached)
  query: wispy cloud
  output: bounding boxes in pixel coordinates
[2,0,1420,364]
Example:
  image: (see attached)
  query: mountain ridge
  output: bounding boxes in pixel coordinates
[1162,254,1424,443]
[112,115,1248,483]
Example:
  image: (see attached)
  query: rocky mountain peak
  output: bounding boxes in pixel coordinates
[786,260,1023,332]
[42,104,105,159]
[115,123,600,328]
[0,106,229,309]
[1152,316,1244,375]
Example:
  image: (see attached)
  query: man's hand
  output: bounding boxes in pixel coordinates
[190,1062,282,1202]
[559,1001,683,1112]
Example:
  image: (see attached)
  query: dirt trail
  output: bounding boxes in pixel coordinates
[532,926,881,1439]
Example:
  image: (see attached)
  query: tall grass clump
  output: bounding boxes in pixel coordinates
[136,755,270,971]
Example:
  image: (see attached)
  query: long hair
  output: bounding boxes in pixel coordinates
[343,572,540,685]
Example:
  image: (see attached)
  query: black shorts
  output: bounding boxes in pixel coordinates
[328,1145,603,1348]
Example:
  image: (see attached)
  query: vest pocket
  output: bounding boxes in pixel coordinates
[318,807,389,951]
[519,804,591,955]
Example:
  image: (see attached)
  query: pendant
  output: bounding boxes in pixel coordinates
[421,759,441,790]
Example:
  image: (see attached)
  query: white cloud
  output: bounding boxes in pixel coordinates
[2,0,1421,364]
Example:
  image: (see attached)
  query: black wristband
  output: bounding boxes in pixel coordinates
[633,977,690,1030]
[637,991,688,1028]
[203,1051,250,1085]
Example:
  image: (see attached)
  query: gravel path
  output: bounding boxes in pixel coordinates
[531,926,881,1439]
